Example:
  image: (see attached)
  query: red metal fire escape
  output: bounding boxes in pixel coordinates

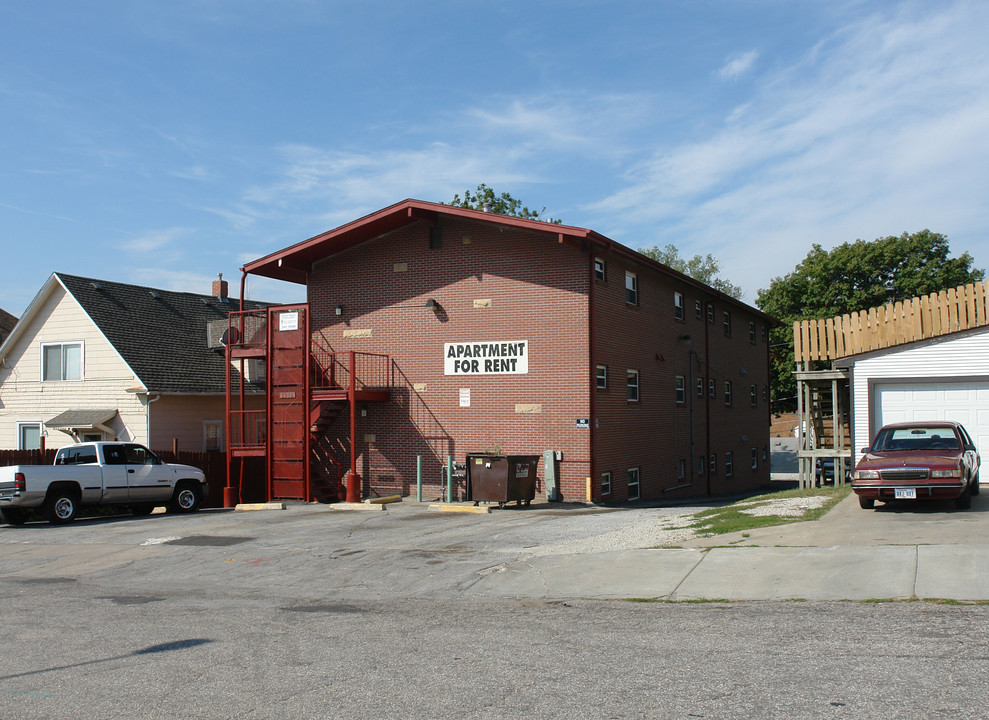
[223,305,390,506]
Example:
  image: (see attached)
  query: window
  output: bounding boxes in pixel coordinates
[204,420,223,452]
[601,471,612,495]
[627,370,639,402]
[749,321,756,343]
[761,326,768,342]
[625,272,638,305]
[594,257,606,282]
[677,459,686,479]
[17,423,41,450]
[724,381,733,405]
[695,300,703,319]
[710,454,717,474]
[696,456,705,475]
[709,379,716,398]
[627,467,640,500]
[763,385,768,400]
[696,378,704,397]
[596,365,608,389]
[726,452,734,477]
[752,448,758,470]
[707,304,714,323]
[42,342,83,381]
[675,375,685,404]
[723,311,732,336]
[750,384,758,407]
[674,292,684,320]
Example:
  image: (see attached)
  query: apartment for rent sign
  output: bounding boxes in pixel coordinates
[444,341,528,375]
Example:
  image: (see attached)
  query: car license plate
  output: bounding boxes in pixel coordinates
[894,488,917,499]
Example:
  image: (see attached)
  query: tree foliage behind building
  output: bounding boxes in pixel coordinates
[638,244,744,300]
[756,230,985,412]
[447,184,562,224]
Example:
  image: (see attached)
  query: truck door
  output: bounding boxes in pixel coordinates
[99,445,131,502]
[124,444,173,504]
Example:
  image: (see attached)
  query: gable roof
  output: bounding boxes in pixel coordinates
[1,273,270,394]
[242,198,772,320]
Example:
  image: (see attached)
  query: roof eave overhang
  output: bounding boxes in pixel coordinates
[241,198,607,285]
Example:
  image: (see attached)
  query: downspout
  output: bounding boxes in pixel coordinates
[704,303,712,495]
[588,252,597,503]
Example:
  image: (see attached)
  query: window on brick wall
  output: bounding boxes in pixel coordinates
[696,456,705,476]
[627,467,640,500]
[749,321,756,343]
[726,452,734,477]
[594,257,606,282]
[674,291,684,320]
[723,311,732,336]
[600,471,611,495]
[627,370,639,402]
[625,271,638,305]
[696,377,704,397]
[677,459,686,479]
[675,375,685,404]
[710,454,717,475]
[724,381,733,405]
[707,303,715,323]
[709,378,716,398]
[750,384,758,407]
[596,365,608,389]
[752,448,758,469]
[695,300,703,319]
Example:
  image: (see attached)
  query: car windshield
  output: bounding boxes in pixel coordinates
[873,426,961,452]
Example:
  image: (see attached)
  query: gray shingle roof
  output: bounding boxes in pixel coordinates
[57,273,270,394]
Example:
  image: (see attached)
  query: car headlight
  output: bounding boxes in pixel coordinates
[855,470,879,480]
[931,469,961,478]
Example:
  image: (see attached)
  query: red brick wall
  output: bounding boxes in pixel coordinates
[308,216,593,502]
[302,213,771,504]
[590,250,771,502]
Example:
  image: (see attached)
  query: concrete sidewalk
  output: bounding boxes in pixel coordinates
[470,493,989,602]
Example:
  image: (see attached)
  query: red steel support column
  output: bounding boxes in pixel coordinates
[345,350,361,502]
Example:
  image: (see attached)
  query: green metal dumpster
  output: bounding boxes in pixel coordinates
[467,454,541,507]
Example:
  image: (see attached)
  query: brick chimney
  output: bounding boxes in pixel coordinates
[212,273,228,300]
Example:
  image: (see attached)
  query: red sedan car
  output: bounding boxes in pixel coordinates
[852,422,981,510]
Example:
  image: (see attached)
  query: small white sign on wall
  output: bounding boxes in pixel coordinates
[279,311,300,332]
[459,388,471,407]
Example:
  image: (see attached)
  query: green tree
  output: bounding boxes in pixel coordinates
[756,230,984,412]
[638,244,743,300]
[447,184,562,224]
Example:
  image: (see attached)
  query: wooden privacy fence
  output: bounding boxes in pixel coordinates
[794,281,989,363]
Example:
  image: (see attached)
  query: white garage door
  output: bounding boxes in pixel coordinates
[875,381,989,456]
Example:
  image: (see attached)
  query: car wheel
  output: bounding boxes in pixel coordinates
[130,503,156,517]
[169,483,202,514]
[44,491,79,525]
[858,496,875,510]
[954,484,972,510]
[0,507,29,526]
[971,474,980,496]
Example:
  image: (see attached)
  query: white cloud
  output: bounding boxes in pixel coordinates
[119,227,192,253]
[717,50,759,81]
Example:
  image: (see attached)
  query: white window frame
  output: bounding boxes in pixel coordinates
[594,257,607,282]
[752,448,758,470]
[749,321,757,343]
[695,300,703,319]
[627,369,640,402]
[600,471,612,495]
[41,341,84,382]
[710,454,717,474]
[675,375,686,404]
[723,311,731,336]
[696,377,705,397]
[596,365,608,390]
[674,291,684,320]
[724,381,733,406]
[726,451,734,477]
[625,271,638,305]
[709,379,716,398]
[750,384,758,407]
[17,422,42,450]
[627,467,640,501]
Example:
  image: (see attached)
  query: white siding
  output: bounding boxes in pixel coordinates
[0,284,148,448]
[850,330,989,458]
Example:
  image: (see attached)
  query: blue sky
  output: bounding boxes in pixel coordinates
[3,0,988,315]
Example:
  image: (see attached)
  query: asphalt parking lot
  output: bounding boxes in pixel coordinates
[2,487,988,602]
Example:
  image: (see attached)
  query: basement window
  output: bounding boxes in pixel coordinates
[600,471,612,495]
[627,467,640,501]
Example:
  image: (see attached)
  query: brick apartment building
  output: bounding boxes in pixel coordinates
[228,199,772,504]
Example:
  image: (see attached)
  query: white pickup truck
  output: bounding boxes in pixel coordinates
[0,442,208,526]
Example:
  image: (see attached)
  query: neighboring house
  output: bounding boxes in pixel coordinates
[227,199,773,504]
[0,273,268,453]
[0,308,17,347]
[793,281,989,481]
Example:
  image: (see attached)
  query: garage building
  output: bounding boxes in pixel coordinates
[226,199,772,504]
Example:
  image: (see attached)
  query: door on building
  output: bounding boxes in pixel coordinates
[873,381,989,459]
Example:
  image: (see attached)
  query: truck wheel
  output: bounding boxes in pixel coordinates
[44,491,78,525]
[858,496,875,510]
[169,483,201,514]
[0,508,29,526]
[130,503,156,517]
